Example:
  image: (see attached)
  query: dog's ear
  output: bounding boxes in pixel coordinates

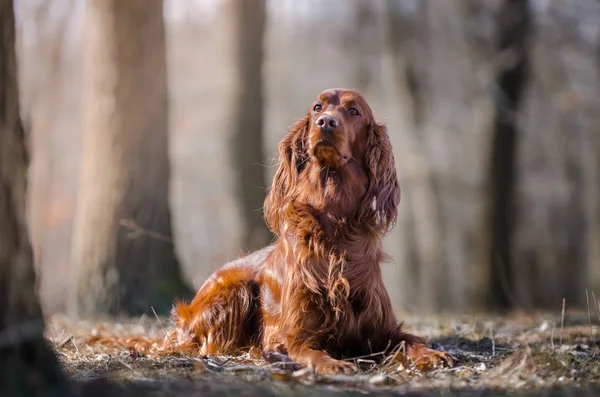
[358,122,400,234]
[264,115,309,236]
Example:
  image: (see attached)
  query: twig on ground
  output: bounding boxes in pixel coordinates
[59,335,74,349]
[48,325,58,348]
[105,354,112,371]
[586,290,593,340]
[344,340,391,363]
[137,313,147,326]
[491,328,496,357]
[223,365,268,374]
[560,298,566,345]
[592,291,600,322]
[382,341,405,367]
[118,359,134,372]
[151,306,188,358]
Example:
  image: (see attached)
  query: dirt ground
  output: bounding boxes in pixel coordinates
[47,311,600,396]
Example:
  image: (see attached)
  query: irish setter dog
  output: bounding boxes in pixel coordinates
[170,89,453,374]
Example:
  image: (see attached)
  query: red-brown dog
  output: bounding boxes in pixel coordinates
[170,89,453,373]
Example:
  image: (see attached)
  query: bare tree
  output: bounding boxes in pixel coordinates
[385,0,500,312]
[69,0,192,318]
[221,0,270,251]
[488,0,530,308]
[0,0,70,394]
[386,0,599,311]
[20,0,77,314]
[345,1,379,94]
[511,0,600,308]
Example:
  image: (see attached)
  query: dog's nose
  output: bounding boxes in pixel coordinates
[316,115,339,133]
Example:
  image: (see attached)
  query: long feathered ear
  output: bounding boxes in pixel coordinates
[264,115,310,236]
[358,122,400,234]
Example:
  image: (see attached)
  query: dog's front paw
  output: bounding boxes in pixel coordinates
[313,357,357,375]
[407,344,454,371]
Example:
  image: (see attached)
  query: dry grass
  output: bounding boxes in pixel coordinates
[46,311,600,396]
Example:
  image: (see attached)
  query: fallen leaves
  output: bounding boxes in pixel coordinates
[46,312,600,393]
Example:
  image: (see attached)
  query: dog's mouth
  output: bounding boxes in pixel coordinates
[311,141,349,169]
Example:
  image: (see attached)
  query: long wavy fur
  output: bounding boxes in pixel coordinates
[80,90,452,373]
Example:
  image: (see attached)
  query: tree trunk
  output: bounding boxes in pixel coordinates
[512,0,600,308]
[221,0,270,251]
[23,0,77,314]
[0,1,70,394]
[69,0,192,318]
[387,0,600,311]
[345,1,379,94]
[385,0,499,312]
[488,0,531,309]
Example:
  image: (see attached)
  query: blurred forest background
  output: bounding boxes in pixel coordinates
[12,0,600,317]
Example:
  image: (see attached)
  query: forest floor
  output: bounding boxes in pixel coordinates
[47,310,600,396]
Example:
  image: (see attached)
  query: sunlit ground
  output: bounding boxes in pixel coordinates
[47,311,600,396]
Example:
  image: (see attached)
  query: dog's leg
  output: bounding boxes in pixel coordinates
[168,265,260,355]
[389,328,454,370]
[288,346,357,374]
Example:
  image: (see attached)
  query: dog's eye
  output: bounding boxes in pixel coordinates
[313,104,322,112]
[348,107,360,116]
